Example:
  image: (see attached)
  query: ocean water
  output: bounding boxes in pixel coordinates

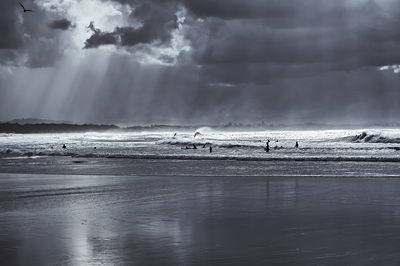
[2,130,400,265]
[1,127,400,176]
[1,127,400,162]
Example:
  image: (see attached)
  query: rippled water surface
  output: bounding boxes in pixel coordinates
[2,174,400,265]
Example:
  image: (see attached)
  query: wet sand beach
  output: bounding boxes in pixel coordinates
[1,173,400,265]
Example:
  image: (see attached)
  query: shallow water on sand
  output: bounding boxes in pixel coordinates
[1,174,400,265]
[1,156,400,177]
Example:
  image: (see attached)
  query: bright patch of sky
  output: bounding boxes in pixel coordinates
[36,0,131,49]
[135,7,191,65]
[35,0,190,65]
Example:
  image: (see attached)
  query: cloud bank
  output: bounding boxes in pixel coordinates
[0,0,399,124]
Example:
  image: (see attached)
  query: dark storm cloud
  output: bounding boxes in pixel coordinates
[185,19,400,68]
[99,0,400,68]
[77,0,400,123]
[0,0,71,68]
[182,0,297,19]
[48,18,73,30]
[84,1,178,49]
[84,22,118,48]
[113,0,297,20]
[182,1,400,68]
[84,22,171,48]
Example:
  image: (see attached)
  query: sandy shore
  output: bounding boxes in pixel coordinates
[1,173,400,265]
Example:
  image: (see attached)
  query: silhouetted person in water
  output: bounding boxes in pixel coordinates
[265,140,270,153]
[295,141,299,148]
[173,133,177,137]
[62,144,66,149]
[210,146,212,153]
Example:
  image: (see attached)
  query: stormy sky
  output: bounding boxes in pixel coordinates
[0,0,399,124]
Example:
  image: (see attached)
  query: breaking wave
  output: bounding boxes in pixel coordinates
[353,131,400,143]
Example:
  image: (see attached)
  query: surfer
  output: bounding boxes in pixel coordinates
[295,141,299,148]
[210,146,213,153]
[62,144,67,149]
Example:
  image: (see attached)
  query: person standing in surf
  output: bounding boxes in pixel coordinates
[265,140,270,153]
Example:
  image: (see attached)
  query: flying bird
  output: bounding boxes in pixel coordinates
[18,1,33,13]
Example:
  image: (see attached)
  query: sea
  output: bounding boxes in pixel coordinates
[1,127,400,176]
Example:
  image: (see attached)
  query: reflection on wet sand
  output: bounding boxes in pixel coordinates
[1,174,400,265]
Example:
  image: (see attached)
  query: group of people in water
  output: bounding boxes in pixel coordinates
[183,143,213,153]
[60,133,299,154]
[174,132,214,153]
[177,132,300,154]
[265,140,299,153]
[182,140,298,154]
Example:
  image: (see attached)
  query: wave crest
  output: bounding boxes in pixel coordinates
[354,131,400,143]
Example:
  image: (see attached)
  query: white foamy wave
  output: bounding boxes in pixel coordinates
[0,133,15,137]
[193,127,215,138]
[353,130,400,143]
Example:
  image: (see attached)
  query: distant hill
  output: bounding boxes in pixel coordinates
[5,118,70,125]
[0,122,121,134]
